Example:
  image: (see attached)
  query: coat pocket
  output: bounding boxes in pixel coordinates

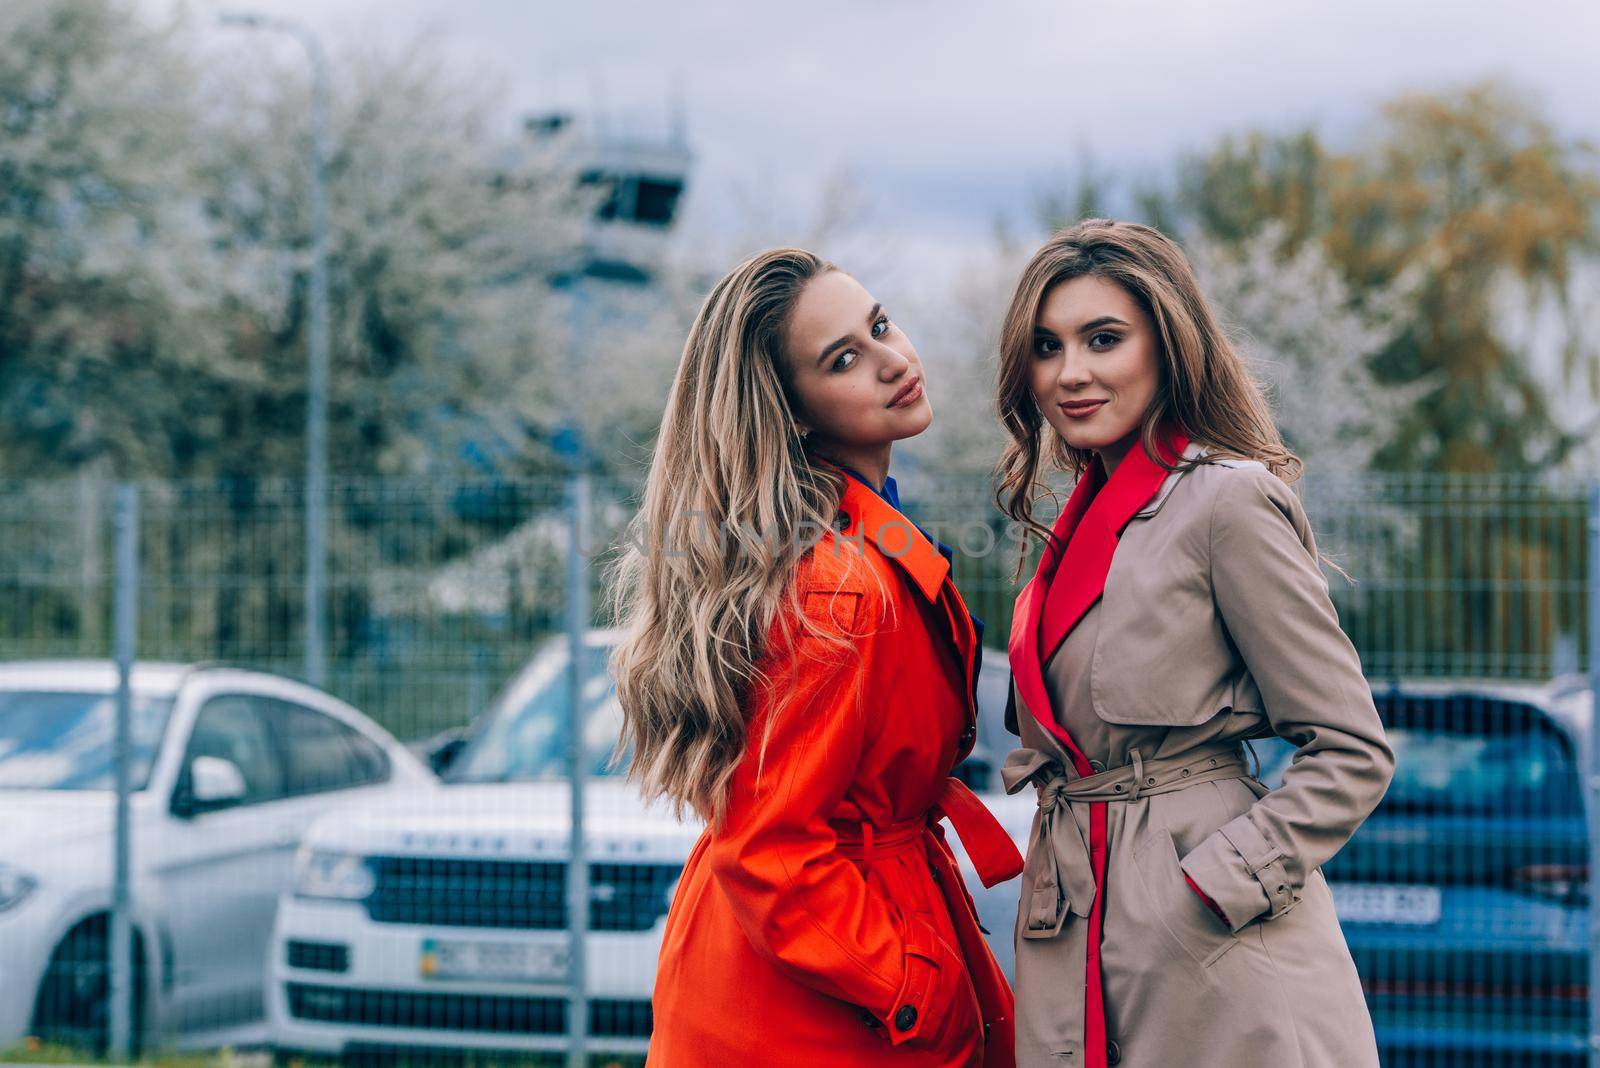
[1087,631,1231,727]
[1089,694,1228,728]
[1131,825,1239,970]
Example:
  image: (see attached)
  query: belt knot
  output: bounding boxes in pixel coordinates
[1039,777,1069,814]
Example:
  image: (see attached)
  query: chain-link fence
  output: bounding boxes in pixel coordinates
[0,470,1596,1066]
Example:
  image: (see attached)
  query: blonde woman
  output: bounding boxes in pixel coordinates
[993,219,1394,1067]
[611,249,1023,1067]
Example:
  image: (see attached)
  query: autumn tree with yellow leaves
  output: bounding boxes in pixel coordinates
[1173,80,1600,474]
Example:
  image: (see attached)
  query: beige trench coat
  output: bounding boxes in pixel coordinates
[1003,437,1396,1067]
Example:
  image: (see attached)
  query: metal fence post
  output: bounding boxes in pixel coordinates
[111,484,139,1061]
[564,471,590,1068]
[1587,481,1600,1068]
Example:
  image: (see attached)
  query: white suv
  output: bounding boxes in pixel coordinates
[268,630,699,1063]
[0,660,435,1056]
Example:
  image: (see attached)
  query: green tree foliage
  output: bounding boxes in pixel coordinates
[1177,128,1326,252]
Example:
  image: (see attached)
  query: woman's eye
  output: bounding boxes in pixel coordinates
[1033,337,1060,357]
[871,316,891,339]
[831,350,858,372]
[1089,331,1120,351]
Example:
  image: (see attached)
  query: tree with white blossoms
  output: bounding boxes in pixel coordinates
[1189,223,1436,593]
[897,239,1028,482]
[1189,222,1434,480]
[0,0,588,480]
[194,27,587,478]
[0,0,224,477]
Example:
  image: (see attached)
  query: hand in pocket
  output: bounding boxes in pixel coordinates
[915,923,984,1063]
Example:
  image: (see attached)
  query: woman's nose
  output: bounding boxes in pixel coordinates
[880,348,911,378]
[1058,344,1092,387]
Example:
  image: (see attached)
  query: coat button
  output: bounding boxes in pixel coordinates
[894,1004,918,1031]
[1107,1038,1122,1065]
[1088,759,1106,772]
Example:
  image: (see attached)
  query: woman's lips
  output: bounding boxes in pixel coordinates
[887,378,924,408]
[1059,399,1107,419]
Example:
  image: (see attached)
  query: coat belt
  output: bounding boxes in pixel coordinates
[999,740,1263,939]
[834,776,1025,889]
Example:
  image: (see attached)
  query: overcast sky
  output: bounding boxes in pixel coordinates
[180,0,1599,281]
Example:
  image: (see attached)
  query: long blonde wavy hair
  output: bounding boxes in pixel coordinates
[607,248,882,825]
[994,218,1306,582]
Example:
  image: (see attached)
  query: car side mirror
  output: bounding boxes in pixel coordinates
[187,755,248,811]
[419,729,468,776]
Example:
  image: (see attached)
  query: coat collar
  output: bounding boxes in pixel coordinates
[834,471,982,760]
[1130,438,1210,519]
[1006,423,1191,771]
[836,470,950,602]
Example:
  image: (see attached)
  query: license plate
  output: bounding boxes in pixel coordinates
[420,937,570,982]
[1329,882,1442,926]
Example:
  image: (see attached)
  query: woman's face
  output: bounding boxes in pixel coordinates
[783,270,931,452]
[1027,273,1162,474]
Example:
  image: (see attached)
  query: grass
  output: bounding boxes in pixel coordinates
[0,1042,283,1067]
[0,1042,644,1068]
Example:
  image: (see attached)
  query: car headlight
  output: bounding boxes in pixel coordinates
[293,849,374,902]
[0,863,38,914]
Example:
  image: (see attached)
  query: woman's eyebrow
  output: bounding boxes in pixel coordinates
[814,303,883,366]
[1076,315,1130,334]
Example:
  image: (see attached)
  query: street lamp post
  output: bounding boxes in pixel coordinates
[219,11,332,688]
[555,284,592,1068]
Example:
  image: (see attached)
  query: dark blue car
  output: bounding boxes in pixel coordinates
[1252,678,1589,1068]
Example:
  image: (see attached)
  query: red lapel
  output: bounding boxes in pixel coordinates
[835,476,979,748]
[1007,424,1190,768]
[837,473,950,602]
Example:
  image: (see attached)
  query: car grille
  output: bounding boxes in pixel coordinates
[287,940,350,973]
[1354,944,1586,1048]
[364,856,679,932]
[285,983,652,1037]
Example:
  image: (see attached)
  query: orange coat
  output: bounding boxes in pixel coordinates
[648,472,1024,1067]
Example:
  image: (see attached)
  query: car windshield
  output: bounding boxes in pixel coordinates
[446,644,627,783]
[1254,695,1581,817]
[1378,723,1579,816]
[0,690,176,791]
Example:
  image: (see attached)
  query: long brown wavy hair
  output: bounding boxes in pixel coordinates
[607,248,887,825]
[994,218,1304,582]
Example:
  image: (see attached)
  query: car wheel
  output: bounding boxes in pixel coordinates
[31,915,147,1058]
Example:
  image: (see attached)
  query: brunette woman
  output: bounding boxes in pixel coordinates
[994,219,1394,1067]
[611,249,1023,1067]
